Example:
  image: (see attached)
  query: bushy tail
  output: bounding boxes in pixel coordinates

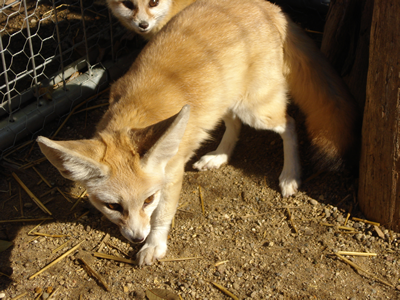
[273,11,360,170]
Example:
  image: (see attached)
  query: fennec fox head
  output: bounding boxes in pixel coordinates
[37,106,190,243]
[107,0,171,36]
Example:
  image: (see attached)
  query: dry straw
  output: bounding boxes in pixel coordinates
[29,240,84,280]
[12,172,52,215]
[210,282,239,300]
[79,257,110,291]
[335,253,393,288]
[93,252,136,265]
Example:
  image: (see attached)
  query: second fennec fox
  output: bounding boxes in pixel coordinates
[37,0,358,265]
[107,0,196,39]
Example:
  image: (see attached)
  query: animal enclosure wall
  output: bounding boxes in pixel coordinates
[0,0,141,156]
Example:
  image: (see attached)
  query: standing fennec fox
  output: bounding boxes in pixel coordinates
[107,0,196,39]
[38,0,358,265]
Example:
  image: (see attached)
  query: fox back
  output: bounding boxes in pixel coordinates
[38,0,358,265]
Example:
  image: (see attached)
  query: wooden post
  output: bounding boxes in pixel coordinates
[358,0,400,230]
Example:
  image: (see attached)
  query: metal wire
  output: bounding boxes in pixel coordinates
[0,0,140,155]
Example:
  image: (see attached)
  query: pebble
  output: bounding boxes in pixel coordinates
[309,199,318,206]
[0,293,5,299]
[42,292,49,300]
[355,233,363,241]
[396,285,400,291]
[324,208,331,218]
[336,215,345,223]
[251,291,258,298]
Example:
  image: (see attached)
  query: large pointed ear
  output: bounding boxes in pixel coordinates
[141,105,190,173]
[36,136,109,183]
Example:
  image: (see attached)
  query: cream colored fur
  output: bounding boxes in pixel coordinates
[107,0,196,39]
[37,0,358,265]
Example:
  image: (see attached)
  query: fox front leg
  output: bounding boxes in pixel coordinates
[136,170,183,266]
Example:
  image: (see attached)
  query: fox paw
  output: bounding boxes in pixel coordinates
[279,176,300,197]
[193,152,228,171]
[137,242,167,266]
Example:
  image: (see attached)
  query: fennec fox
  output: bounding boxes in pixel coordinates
[107,0,196,39]
[38,0,358,265]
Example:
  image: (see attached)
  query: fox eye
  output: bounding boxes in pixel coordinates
[122,1,134,10]
[106,203,123,212]
[143,195,155,207]
[149,0,159,7]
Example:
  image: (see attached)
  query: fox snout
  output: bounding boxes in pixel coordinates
[120,226,149,244]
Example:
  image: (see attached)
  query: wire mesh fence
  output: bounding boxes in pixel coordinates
[0,0,328,157]
[0,0,143,156]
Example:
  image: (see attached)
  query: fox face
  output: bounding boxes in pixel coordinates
[107,0,172,36]
[85,165,164,243]
[37,106,190,245]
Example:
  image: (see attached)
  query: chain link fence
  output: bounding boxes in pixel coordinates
[0,0,143,156]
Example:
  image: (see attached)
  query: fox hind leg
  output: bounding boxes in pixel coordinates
[273,115,301,197]
[234,91,301,197]
[193,111,241,171]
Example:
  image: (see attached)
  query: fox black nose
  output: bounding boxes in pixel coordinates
[139,21,149,29]
[131,237,145,243]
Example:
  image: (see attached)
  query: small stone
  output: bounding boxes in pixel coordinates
[336,215,345,223]
[309,199,318,206]
[42,292,50,300]
[237,272,243,278]
[324,208,331,218]
[123,286,129,293]
[35,287,43,294]
[233,282,240,290]
[131,289,145,299]
[355,233,363,242]
[396,285,400,291]
[0,293,5,299]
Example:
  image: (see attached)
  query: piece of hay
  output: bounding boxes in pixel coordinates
[56,188,73,203]
[158,257,202,262]
[29,240,84,280]
[210,282,239,300]
[337,251,377,257]
[335,253,393,288]
[70,190,87,211]
[97,233,110,253]
[12,172,52,215]
[10,292,28,300]
[93,252,136,265]
[286,207,298,234]
[214,260,229,267]
[352,217,380,226]
[0,217,53,224]
[32,167,52,188]
[78,256,110,291]
[199,186,205,215]
[52,240,72,254]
